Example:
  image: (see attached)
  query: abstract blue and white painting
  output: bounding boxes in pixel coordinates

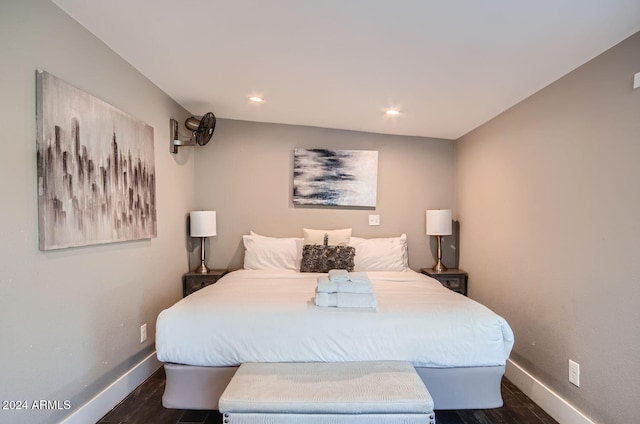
[293,149,378,207]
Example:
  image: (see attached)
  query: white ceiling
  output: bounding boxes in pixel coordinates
[52,0,640,140]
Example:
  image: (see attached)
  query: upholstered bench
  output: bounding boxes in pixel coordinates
[218,361,435,424]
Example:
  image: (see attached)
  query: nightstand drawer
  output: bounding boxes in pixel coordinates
[420,268,468,296]
[185,277,217,294]
[440,277,462,290]
[182,270,228,297]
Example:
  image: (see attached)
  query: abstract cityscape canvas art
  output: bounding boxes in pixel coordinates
[293,149,378,207]
[36,70,156,250]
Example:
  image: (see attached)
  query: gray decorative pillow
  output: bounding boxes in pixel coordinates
[300,244,355,273]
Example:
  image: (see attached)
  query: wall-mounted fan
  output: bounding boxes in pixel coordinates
[170,112,216,154]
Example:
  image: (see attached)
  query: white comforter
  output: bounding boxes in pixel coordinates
[156,270,514,368]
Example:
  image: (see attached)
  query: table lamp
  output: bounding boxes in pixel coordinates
[190,211,216,273]
[426,209,452,272]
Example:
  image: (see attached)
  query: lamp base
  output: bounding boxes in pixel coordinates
[432,260,448,273]
[431,235,447,272]
[193,262,210,274]
[194,236,210,274]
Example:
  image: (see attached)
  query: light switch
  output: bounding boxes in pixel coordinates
[635,72,640,89]
[368,215,380,226]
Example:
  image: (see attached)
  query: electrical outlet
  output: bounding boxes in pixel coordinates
[368,215,380,226]
[569,359,580,387]
[140,324,147,343]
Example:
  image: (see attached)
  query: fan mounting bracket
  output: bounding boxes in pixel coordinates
[170,118,196,153]
[170,112,216,154]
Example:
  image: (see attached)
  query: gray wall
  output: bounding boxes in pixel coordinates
[456,32,640,424]
[0,1,194,423]
[194,119,456,271]
[6,2,634,423]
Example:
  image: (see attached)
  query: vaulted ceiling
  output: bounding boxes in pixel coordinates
[52,0,640,139]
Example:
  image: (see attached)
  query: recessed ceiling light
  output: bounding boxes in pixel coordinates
[248,96,264,103]
[385,109,400,116]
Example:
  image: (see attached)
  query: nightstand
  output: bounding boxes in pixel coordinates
[420,268,468,296]
[182,269,228,297]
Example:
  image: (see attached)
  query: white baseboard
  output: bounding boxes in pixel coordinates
[60,351,161,424]
[58,354,595,424]
[505,359,596,424]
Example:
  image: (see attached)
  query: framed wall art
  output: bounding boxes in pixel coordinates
[36,70,156,250]
[293,148,378,207]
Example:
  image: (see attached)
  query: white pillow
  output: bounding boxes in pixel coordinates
[243,232,304,270]
[349,234,409,272]
[303,228,352,246]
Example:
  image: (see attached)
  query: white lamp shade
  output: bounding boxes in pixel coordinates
[426,209,452,235]
[190,211,217,237]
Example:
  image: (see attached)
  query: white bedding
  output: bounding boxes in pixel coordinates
[156,270,514,368]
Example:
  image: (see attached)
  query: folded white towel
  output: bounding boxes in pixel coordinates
[328,269,350,282]
[315,292,377,308]
[316,277,338,293]
[316,276,373,294]
[347,272,370,284]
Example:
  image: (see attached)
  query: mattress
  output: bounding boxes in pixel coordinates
[156,270,514,368]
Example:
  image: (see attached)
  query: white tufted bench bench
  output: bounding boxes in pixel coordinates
[218,361,435,424]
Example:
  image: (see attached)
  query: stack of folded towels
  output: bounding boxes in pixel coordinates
[314,269,377,308]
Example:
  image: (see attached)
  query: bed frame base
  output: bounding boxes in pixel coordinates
[163,363,505,411]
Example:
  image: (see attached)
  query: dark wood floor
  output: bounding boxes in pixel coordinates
[98,367,558,424]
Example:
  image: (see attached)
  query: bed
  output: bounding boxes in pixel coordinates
[156,232,514,411]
